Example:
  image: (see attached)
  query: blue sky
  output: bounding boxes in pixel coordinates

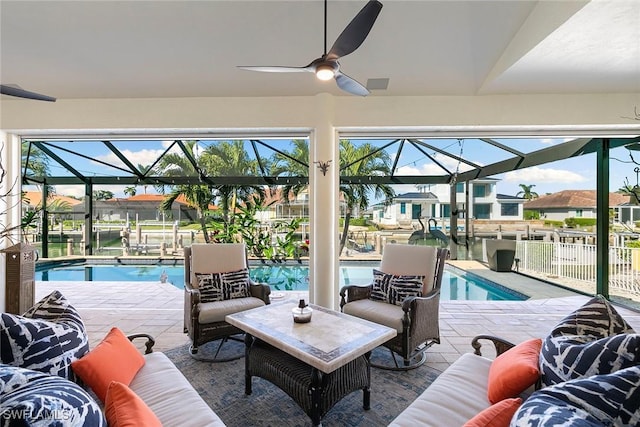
[29,137,637,199]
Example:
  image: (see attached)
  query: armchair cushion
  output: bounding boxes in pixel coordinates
[342,299,404,333]
[371,269,424,306]
[198,297,266,324]
[195,268,251,303]
[379,244,437,293]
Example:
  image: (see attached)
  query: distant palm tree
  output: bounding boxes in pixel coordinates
[272,139,395,253]
[199,140,265,228]
[124,186,137,197]
[516,184,539,200]
[270,139,309,202]
[156,141,215,242]
[339,140,395,253]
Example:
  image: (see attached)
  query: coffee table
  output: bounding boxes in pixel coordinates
[225,300,396,426]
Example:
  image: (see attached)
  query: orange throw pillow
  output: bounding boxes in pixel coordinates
[71,327,145,402]
[105,381,162,427]
[487,338,542,404]
[464,398,522,427]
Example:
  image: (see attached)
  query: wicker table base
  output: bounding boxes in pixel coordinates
[245,335,371,426]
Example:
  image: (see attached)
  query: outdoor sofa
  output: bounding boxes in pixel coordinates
[390,295,640,426]
[1,290,225,426]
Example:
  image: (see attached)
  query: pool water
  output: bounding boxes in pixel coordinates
[35,263,526,301]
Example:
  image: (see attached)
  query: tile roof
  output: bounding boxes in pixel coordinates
[22,191,83,207]
[524,190,630,209]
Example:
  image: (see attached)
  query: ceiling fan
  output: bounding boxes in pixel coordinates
[1,84,56,102]
[238,0,383,96]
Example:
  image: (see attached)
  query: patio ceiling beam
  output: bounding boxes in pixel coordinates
[23,174,453,186]
[31,142,87,183]
[390,139,405,176]
[249,140,268,176]
[102,141,145,178]
[408,138,481,170]
[480,138,525,157]
[406,139,453,176]
[253,139,309,169]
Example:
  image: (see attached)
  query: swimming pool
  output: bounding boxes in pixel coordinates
[35,262,526,301]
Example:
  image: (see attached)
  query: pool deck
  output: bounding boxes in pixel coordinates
[34,260,640,374]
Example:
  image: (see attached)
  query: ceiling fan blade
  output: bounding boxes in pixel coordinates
[237,65,312,73]
[335,72,369,96]
[326,0,383,61]
[0,84,56,102]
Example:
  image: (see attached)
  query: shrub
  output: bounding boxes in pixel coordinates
[564,217,596,228]
[523,210,540,220]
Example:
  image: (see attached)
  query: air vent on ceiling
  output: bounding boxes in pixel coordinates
[366,78,389,90]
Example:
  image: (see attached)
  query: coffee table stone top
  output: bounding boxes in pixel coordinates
[226,300,396,373]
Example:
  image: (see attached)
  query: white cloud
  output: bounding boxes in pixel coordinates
[503,166,586,184]
[95,148,166,169]
[52,185,85,198]
[539,138,573,145]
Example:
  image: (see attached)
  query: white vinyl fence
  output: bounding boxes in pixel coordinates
[515,241,640,297]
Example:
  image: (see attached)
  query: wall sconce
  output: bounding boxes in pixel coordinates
[314,160,332,176]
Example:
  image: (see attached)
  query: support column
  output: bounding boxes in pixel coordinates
[309,93,339,309]
[449,183,458,260]
[84,182,94,255]
[596,139,610,298]
[1,132,22,311]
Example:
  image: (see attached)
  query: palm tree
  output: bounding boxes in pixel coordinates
[199,140,265,230]
[516,184,539,200]
[339,140,395,253]
[272,139,394,254]
[270,139,309,201]
[124,186,137,197]
[155,141,215,242]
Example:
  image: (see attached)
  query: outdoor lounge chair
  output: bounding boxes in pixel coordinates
[339,244,449,370]
[183,243,271,361]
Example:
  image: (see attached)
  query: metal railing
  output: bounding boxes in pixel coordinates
[515,240,640,298]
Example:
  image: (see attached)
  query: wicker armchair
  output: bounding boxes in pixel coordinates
[340,244,448,370]
[183,243,270,361]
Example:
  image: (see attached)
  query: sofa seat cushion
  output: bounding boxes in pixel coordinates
[198,297,266,324]
[389,353,493,427]
[130,352,226,427]
[343,299,404,333]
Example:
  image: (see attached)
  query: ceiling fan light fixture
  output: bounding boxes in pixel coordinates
[316,64,335,81]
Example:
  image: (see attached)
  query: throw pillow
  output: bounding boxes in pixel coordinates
[219,268,252,300]
[539,333,640,387]
[104,381,162,427]
[195,272,224,302]
[464,398,522,427]
[0,290,89,381]
[487,338,542,404]
[0,364,106,426]
[369,269,424,306]
[370,269,392,302]
[195,268,252,302]
[512,365,640,426]
[549,294,634,338]
[71,327,145,402]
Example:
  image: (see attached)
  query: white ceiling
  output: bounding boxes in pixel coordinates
[1,0,639,100]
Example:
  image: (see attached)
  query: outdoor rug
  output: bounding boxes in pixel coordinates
[164,338,442,427]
